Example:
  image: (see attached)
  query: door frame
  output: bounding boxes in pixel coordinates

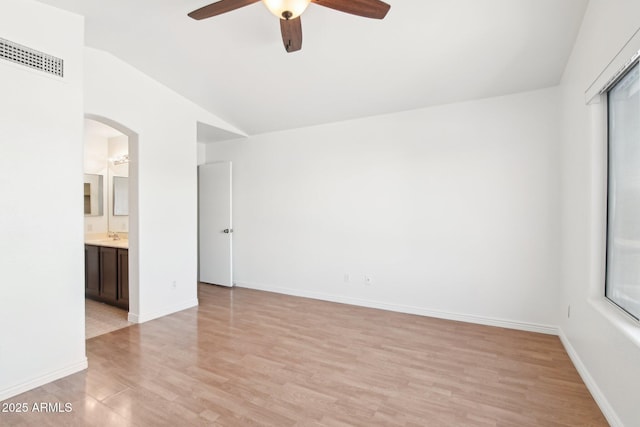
[85,114,140,320]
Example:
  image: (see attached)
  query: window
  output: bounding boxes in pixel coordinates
[606,61,640,320]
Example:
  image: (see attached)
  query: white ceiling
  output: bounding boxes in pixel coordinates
[39,0,588,136]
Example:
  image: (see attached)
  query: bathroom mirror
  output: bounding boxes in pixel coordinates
[83,174,104,216]
[113,176,129,216]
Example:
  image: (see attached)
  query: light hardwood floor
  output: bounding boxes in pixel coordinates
[2,284,607,426]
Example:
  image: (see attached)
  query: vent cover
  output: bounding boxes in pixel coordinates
[0,38,63,77]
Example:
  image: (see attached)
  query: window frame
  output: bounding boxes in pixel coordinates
[604,59,640,322]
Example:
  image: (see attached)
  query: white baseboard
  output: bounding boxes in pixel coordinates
[558,329,622,427]
[0,358,88,402]
[235,281,558,335]
[128,298,198,323]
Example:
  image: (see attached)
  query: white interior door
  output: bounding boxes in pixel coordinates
[198,161,232,286]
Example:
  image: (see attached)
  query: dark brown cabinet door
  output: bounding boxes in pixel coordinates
[100,246,118,304]
[85,245,100,299]
[117,249,129,310]
[85,244,129,309]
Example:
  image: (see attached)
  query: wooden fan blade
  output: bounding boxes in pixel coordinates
[188,0,260,20]
[312,0,390,19]
[280,17,303,53]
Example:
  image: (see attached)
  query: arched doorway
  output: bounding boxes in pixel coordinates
[83,115,140,337]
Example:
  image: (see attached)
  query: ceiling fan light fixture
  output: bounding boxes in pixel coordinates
[262,0,311,20]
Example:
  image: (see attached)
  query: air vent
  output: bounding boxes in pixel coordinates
[0,38,63,77]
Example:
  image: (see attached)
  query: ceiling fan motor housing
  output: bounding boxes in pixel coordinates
[263,0,311,20]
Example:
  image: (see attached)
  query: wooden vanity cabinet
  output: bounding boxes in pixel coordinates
[85,245,100,299]
[85,244,129,310]
[100,247,118,303]
[117,249,129,309]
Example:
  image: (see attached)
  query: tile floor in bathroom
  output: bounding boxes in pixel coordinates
[85,299,131,339]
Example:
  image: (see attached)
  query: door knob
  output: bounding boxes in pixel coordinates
[223,228,233,233]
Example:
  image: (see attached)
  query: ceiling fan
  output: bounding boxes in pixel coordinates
[188,0,391,53]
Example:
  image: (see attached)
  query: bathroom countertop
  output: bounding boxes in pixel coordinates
[85,238,129,249]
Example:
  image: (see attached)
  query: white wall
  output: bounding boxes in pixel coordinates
[559,1,640,426]
[84,48,242,323]
[207,87,562,332]
[83,131,130,234]
[107,135,129,233]
[0,0,86,401]
[197,142,207,166]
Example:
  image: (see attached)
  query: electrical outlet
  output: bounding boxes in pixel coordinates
[87,224,93,232]
[344,273,350,283]
[172,280,177,289]
[364,275,372,286]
